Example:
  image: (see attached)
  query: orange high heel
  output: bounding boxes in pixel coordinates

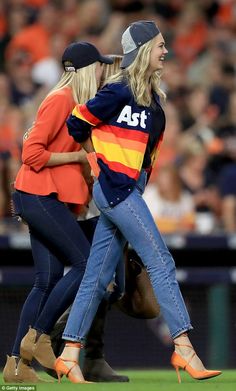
[171,343,222,383]
[54,342,92,384]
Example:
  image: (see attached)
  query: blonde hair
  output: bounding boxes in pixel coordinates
[47,62,98,104]
[106,38,166,106]
[100,55,123,87]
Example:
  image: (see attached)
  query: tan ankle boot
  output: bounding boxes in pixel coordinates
[20,328,36,361]
[3,355,53,383]
[3,355,22,383]
[20,327,56,369]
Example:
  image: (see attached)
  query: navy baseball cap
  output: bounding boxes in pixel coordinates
[121,21,160,68]
[62,41,113,71]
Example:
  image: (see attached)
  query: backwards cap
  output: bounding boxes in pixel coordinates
[62,41,113,71]
[121,20,160,68]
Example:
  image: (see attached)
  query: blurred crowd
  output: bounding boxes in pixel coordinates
[0,0,236,235]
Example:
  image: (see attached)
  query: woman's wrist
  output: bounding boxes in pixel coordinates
[76,150,87,163]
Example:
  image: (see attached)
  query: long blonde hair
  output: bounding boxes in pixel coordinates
[106,38,166,106]
[47,62,98,104]
[100,55,123,87]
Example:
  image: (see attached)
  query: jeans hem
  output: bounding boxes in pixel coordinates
[171,325,193,339]
[62,334,85,343]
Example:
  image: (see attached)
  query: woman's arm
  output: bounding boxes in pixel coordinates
[22,93,77,171]
[67,82,128,144]
[45,149,88,167]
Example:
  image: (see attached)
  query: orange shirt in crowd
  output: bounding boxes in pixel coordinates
[15,87,89,209]
[0,14,7,38]
[24,0,49,7]
[5,23,51,63]
[215,0,235,26]
[173,21,208,67]
[0,124,20,160]
[0,101,21,160]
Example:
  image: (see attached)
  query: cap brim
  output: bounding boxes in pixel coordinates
[120,48,139,68]
[99,55,114,64]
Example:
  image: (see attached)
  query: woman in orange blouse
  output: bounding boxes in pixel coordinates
[3,42,116,384]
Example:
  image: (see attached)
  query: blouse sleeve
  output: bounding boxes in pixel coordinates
[22,93,71,172]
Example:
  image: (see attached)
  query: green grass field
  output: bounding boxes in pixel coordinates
[1,370,236,391]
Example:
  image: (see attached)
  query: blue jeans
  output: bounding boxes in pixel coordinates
[11,190,92,356]
[63,170,192,342]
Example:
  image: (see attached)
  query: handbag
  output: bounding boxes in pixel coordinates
[115,249,160,319]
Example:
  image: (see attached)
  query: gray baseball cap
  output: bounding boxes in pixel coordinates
[120,20,160,68]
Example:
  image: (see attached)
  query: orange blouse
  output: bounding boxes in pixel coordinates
[15,87,89,208]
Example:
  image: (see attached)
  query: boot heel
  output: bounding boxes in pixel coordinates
[20,347,33,362]
[3,355,53,383]
[20,327,36,362]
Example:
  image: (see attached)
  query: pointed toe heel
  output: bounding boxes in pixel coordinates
[171,350,222,383]
[54,357,91,384]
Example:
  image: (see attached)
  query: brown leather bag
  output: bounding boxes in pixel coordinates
[115,250,160,319]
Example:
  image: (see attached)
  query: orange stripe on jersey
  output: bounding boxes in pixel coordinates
[93,128,147,153]
[71,106,93,125]
[97,153,140,179]
[98,124,149,143]
[79,104,101,125]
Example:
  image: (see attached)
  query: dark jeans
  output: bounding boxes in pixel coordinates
[11,190,97,356]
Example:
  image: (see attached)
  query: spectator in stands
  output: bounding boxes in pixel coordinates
[0,0,30,71]
[4,48,49,133]
[143,164,195,234]
[180,84,218,135]
[5,1,62,65]
[0,73,22,219]
[214,0,236,27]
[178,140,222,232]
[149,101,182,183]
[6,49,45,107]
[209,62,236,118]
[3,41,128,384]
[31,33,66,89]
[55,20,221,384]
[218,164,236,232]
[214,90,236,232]
[172,2,208,69]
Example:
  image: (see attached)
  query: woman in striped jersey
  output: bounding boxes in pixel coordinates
[55,21,222,384]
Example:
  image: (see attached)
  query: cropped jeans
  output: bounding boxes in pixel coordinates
[11,190,92,356]
[63,170,192,342]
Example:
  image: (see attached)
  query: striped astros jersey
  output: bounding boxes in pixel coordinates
[67,81,165,206]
